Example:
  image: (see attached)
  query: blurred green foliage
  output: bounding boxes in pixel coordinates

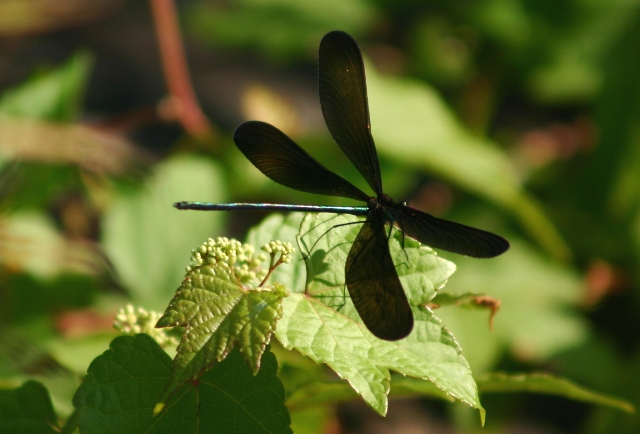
[1,0,640,432]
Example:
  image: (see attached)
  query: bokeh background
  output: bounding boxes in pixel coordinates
[1,0,640,432]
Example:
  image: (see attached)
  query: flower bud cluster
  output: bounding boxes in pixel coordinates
[261,240,295,264]
[114,304,179,347]
[186,237,294,285]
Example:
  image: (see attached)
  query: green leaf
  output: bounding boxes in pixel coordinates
[287,376,453,412]
[289,407,333,434]
[103,155,225,307]
[156,262,286,404]
[275,213,482,418]
[0,51,92,121]
[365,63,569,261]
[192,346,291,434]
[297,214,454,302]
[286,381,360,412]
[478,372,635,414]
[186,0,376,61]
[73,334,291,434]
[438,237,587,371]
[0,380,59,434]
[73,334,172,434]
[292,371,634,414]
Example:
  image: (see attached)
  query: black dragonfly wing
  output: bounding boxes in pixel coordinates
[234,120,369,201]
[389,204,510,258]
[345,212,413,340]
[319,31,383,195]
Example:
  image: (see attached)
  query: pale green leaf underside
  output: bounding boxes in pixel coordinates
[104,155,225,308]
[272,213,481,416]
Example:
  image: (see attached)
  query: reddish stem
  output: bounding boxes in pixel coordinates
[149,0,215,140]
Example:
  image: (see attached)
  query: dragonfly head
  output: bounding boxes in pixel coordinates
[366,196,379,209]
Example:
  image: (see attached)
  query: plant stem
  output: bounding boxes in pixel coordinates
[149,0,215,140]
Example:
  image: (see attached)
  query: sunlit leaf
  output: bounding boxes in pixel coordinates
[270,213,482,418]
[103,155,224,307]
[155,262,285,404]
[0,51,91,121]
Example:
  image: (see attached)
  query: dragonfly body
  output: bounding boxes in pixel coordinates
[174,201,369,215]
[176,31,509,340]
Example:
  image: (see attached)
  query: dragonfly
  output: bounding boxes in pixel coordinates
[175,30,509,340]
